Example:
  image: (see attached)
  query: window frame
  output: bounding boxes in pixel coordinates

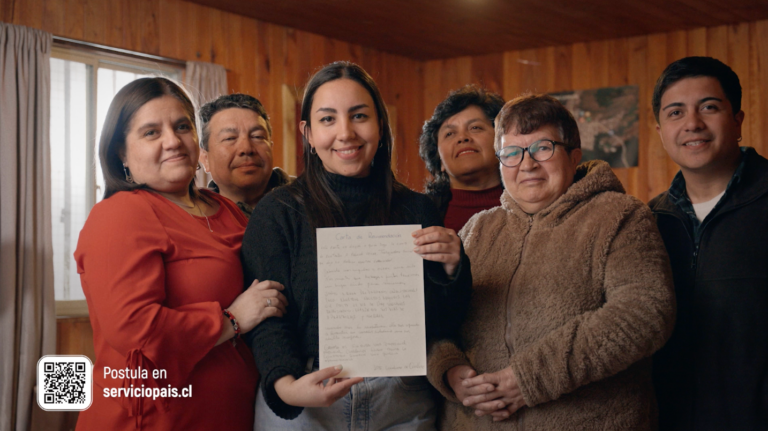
[51,45,184,317]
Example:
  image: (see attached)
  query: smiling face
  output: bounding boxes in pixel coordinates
[200,107,273,200]
[301,78,380,178]
[122,95,199,193]
[436,105,498,189]
[656,76,744,175]
[500,124,581,214]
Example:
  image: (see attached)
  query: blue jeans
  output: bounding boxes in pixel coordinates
[254,376,437,431]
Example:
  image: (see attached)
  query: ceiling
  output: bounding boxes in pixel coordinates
[184,0,768,60]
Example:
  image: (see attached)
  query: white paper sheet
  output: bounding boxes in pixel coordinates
[317,224,426,378]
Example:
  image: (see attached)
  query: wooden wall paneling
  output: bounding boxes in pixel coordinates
[63,0,85,41]
[223,13,244,93]
[571,43,591,91]
[239,17,259,97]
[539,46,557,94]
[628,35,650,202]
[749,20,768,156]
[41,0,66,37]
[157,0,183,58]
[209,8,227,66]
[322,36,338,64]
[588,40,609,89]
[254,19,271,103]
[552,45,573,94]
[706,25,729,63]
[646,33,672,199]
[140,0,160,55]
[193,2,212,62]
[502,50,522,100]
[388,55,425,191]
[517,48,542,95]
[422,60,445,121]
[12,0,43,30]
[57,318,96,362]
[728,22,751,147]
[687,26,707,56]
[104,0,126,50]
[308,32,327,72]
[470,52,504,95]
[267,23,286,169]
[83,0,106,45]
[0,0,13,23]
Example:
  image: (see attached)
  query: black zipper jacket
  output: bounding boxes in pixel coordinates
[649,147,768,431]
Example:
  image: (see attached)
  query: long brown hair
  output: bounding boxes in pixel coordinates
[288,61,406,229]
[99,77,201,200]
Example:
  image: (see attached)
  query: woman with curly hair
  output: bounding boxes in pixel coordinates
[419,85,505,232]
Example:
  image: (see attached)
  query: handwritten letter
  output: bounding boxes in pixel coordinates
[317,225,426,377]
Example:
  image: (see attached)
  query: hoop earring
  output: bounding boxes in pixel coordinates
[737,136,743,142]
[378,140,384,148]
[310,147,317,155]
[123,164,134,183]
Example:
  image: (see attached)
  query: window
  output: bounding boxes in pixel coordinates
[51,46,182,316]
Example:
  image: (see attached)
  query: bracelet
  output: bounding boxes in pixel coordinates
[222,309,240,346]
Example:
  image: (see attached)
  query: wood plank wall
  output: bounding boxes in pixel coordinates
[2,0,428,190]
[423,20,768,202]
[4,0,767,198]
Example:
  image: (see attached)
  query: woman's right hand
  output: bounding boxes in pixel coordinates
[228,279,288,333]
[446,365,495,404]
[274,366,363,407]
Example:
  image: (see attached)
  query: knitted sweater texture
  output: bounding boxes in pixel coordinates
[243,173,472,420]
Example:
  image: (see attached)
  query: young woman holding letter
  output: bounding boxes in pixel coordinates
[243,62,472,430]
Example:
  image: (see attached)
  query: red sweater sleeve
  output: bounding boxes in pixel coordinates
[75,192,223,391]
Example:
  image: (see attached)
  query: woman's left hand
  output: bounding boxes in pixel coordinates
[412,226,461,276]
[461,367,526,421]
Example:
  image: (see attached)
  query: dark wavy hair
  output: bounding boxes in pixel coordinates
[418,85,504,215]
[99,77,202,200]
[199,93,272,150]
[287,61,407,229]
[494,94,581,152]
[652,56,741,123]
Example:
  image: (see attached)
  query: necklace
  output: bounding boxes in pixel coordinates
[163,195,213,233]
[194,201,213,232]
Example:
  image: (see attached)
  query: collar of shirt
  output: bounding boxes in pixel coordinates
[667,147,748,240]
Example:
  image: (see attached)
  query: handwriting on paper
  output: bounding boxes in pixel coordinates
[317,225,426,377]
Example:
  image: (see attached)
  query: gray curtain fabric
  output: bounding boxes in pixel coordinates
[184,61,227,188]
[0,22,56,431]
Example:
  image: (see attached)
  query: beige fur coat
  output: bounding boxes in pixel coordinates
[427,160,676,430]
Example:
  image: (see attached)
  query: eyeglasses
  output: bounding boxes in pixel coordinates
[495,139,568,167]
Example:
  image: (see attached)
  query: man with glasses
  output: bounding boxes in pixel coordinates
[649,56,768,430]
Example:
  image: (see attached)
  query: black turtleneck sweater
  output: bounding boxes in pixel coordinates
[242,173,472,420]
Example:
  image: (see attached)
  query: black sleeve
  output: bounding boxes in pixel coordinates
[411,193,473,342]
[241,192,305,420]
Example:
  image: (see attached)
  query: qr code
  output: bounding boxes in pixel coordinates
[37,355,93,411]
[43,362,87,404]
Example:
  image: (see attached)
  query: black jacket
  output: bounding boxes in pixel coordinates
[649,147,768,431]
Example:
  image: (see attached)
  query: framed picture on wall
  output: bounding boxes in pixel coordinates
[550,85,639,168]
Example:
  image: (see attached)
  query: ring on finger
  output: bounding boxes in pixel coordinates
[267,298,272,307]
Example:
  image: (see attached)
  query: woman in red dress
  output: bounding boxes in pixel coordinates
[74,77,286,430]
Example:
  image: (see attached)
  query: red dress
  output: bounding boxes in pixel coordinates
[74,189,258,430]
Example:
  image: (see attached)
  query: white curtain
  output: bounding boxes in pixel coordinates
[184,61,227,188]
[0,22,56,431]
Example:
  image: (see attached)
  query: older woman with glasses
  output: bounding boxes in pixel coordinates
[427,94,676,430]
